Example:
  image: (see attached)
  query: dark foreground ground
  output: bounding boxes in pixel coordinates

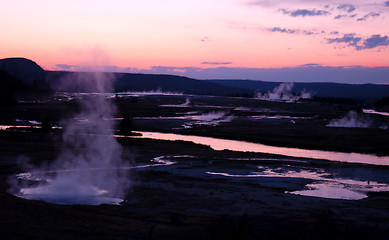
[1,93,389,239]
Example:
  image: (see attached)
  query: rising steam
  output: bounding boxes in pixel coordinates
[11,72,131,205]
[255,83,312,102]
[327,111,372,128]
[184,111,234,127]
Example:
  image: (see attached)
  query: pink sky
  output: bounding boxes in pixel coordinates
[1,0,389,82]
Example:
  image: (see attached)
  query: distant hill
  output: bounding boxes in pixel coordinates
[207,80,389,99]
[1,57,389,99]
[44,71,250,96]
[0,58,249,96]
[113,73,250,96]
[0,58,46,86]
[0,70,29,104]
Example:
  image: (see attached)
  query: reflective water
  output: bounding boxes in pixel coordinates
[363,109,389,117]
[0,125,33,130]
[12,156,177,205]
[0,125,61,130]
[134,111,234,128]
[160,98,191,107]
[116,90,183,97]
[206,166,389,200]
[18,183,124,205]
[248,115,312,120]
[288,183,367,200]
[15,119,41,125]
[128,131,389,199]
[134,131,389,166]
[14,168,126,205]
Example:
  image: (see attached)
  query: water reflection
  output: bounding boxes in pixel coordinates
[206,166,389,200]
[288,183,367,200]
[134,112,234,128]
[12,155,177,205]
[116,90,183,97]
[363,109,389,117]
[134,131,389,166]
[248,115,312,120]
[0,125,34,130]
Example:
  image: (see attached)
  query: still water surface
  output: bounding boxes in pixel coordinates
[134,131,389,166]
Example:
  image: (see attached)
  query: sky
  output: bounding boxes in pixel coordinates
[1,0,389,83]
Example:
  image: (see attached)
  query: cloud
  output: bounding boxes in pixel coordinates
[201,37,210,42]
[266,27,320,36]
[361,35,389,49]
[268,27,296,34]
[300,63,322,67]
[357,12,380,21]
[201,62,233,65]
[54,64,135,72]
[326,33,362,48]
[246,0,342,8]
[334,14,357,20]
[385,1,389,7]
[157,65,389,84]
[303,31,315,35]
[337,4,356,13]
[280,8,330,17]
[334,14,347,19]
[326,34,389,50]
[55,64,73,70]
[246,0,273,7]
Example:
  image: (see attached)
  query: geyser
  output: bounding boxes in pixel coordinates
[255,82,312,102]
[10,72,131,205]
[327,111,372,128]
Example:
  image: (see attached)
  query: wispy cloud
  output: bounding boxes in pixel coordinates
[337,4,356,13]
[357,12,380,21]
[280,8,330,17]
[326,33,362,48]
[300,63,322,67]
[54,64,132,72]
[201,62,233,65]
[246,0,273,7]
[334,14,357,20]
[334,14,347,19]
[268,27,296,34]
[267,27,317,35]
[55,64,73,70]
[326,34,389,50]
[201,37,210,42]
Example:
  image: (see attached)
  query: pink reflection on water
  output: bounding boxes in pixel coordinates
[288,183,367,200]
[134,132,389,166]
[363,109,389,117]
[206,169,389,200]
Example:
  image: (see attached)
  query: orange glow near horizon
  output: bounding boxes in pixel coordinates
[1,0,389,77]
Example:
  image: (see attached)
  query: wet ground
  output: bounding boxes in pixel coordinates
[1,92,389,239]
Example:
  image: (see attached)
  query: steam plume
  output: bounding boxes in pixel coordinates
[185,111,234,127]
[327,111,372,128]
[12,72,130,205]
[255,82,312,102]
